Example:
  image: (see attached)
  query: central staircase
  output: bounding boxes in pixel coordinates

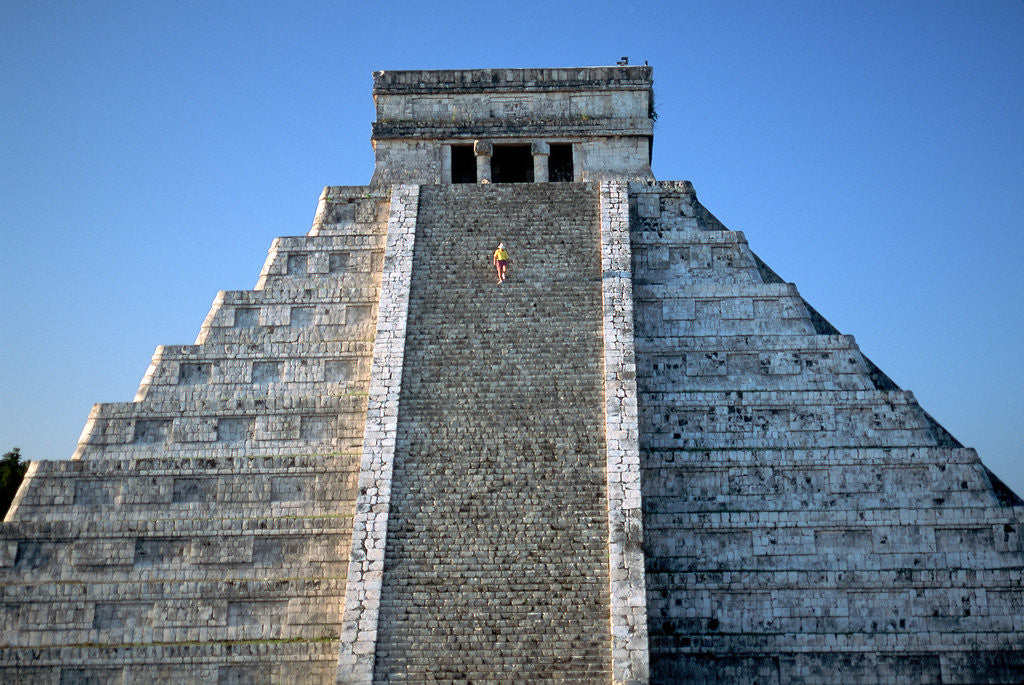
[373,184,613,681]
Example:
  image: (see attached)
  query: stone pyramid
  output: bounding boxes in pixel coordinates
[2,66,1022,684]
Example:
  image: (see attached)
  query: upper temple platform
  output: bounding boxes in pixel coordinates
[369,66,655,185]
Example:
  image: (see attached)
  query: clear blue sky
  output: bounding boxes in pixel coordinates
[2,1,1022,491]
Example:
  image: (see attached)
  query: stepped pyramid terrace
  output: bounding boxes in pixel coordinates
[3,66,1024,684]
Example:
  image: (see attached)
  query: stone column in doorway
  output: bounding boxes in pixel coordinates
[532,141,549,182]
[440,144,452,184]
[474,140,492,183]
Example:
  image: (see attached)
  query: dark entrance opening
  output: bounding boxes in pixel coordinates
[491,145,534,183]
[451,145,476,183]
[548,143,574,182]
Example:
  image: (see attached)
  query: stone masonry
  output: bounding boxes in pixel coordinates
[337,184,419,681]
[370,67,654,185]
[370,183,611,681]
[630,181,1024,683]
[1,182,391,682]
[599,181,649,683]
[3,66,1023,684]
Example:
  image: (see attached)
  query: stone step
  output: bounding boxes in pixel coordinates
[653,632,1024,658]
[647,387,919,404]
[135,356,370,402]
[0,577,345,602]
[371,183,613,680]
[636,332,860,352]
[0,641,339,683]
[221,284,382,302]
[643,507,1019,540]
[85,393,363,417]
[1,515,352,544]
[192,287,378,347]
[636,333,883,392]
[642,444,981,467]
[74,395,367,459]
[0,577,344,648]
[647,566,1024,591]
[642,448,1011,511]
[148,340,375,358]
[641,388,952,449]
[1,518,350,583]
[195,322,375,347]
[633,260,763,287]
[631,227,748,245]
[6,454,358,523]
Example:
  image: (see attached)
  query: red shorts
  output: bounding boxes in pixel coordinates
[496,260,508,267]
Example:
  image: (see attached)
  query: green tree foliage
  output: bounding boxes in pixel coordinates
[1,447,29,518]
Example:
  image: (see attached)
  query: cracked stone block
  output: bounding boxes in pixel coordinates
[177,363,210,385]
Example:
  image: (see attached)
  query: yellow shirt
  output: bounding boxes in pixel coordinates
[493,248,509,261]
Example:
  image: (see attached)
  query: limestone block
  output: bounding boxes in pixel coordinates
[270,476,314,502]
[177,362,210,385]
[171,417,218,443]
[255,414,301,441]
[636,193,659,218]
[133,419,170,445]
[299,415,337,441]
[232,306,260,328]
[286,253,308,276]
[72,479,120,506]
[287,306,314,328]
[253,536,310,566]
[171,477,217,504]
[216,418,253,444]
[120,475,174,505]
[328,251,350,273]
[92,602,154,631]
[935,527,993,553]
[194,536,254,565]
[250,360,282,384]
[152,599,227,628]
[133,538,190,567]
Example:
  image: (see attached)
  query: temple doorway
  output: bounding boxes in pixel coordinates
[451,145,476,183]
[491,145,534,183]
[548,143,574,182]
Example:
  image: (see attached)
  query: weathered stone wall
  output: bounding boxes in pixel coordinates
[0,184,392,682]
[1,455,357,682]
[370,67,654,184]
[336,184,420,681]
[631,180,1024,684]
[599,181,650,682]
[372,67,652,131]
[67,192,387,461]
[309,185,391,238]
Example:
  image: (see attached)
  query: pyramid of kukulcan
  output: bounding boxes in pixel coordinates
[2,66,1023,684]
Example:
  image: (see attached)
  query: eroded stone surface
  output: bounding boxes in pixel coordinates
[336,184,419,683]
[600,180,650,683]
[3,66,1023,685]
[630,181,1024,684]
[1,185,388,681]
[371,183,612,682]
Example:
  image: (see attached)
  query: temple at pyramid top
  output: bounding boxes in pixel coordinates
[369,66,656,184]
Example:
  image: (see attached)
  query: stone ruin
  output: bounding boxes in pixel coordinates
[2,65,1023,684]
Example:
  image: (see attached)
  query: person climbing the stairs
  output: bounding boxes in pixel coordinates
[493,242,509,283]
